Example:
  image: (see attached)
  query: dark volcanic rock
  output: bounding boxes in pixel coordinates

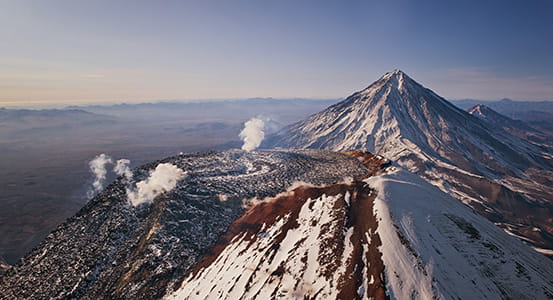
[0,149,368,300]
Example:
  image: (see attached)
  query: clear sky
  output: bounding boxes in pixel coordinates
[1,0,552,106]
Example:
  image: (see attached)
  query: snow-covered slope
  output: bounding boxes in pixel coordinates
[169,184,384,300]
[368,167,553,299]
[266,70,553,255]
[168,154,553,299]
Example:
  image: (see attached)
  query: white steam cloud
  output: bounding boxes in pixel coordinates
[239,117,265,152]
[127,163,186,206]
[87,153,113,198]
[86,154,185,207]
[114,159,133,180]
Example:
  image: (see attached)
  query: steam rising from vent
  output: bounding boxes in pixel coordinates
[127,163,186,206]
[114,159,132,180]
[86,154,185,206]
[87,153,113,198]
[240,117,265,152]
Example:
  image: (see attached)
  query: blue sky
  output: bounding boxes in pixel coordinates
[1,0,552,106]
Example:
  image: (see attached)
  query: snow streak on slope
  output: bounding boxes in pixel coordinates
[366,167,553,300]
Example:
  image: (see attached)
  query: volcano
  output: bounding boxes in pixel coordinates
[266,70,553,256]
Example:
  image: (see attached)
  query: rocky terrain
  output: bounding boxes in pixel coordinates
[0,150,368,299]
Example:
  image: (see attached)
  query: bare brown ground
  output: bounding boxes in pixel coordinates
[336,181,387,300]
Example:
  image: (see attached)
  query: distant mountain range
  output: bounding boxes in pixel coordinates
[0,108,116,129]
[452,98,553,113]
[65,98,339,124]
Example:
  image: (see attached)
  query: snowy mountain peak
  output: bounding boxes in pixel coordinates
[360,69,413,95]
[381,68,406,80]
[467,103,553,148]
[468,104,499,119]
[349,70,460,120]
[467,104,528,128]
[382,68,407,79]
[267,71,553,257]
[267,70,475,158]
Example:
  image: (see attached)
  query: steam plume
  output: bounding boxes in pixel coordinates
[114,159,132,180]
[87,153,113,198]
[239,117,265,152]
[127,163,186,206]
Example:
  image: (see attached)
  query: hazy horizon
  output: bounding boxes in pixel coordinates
[1,1,553,107]
[2,96,553,110]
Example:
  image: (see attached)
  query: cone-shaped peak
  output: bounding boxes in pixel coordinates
[382,69,410,80]
[355,69,429,104]
[388,69,406,76]
[361,69,419,94]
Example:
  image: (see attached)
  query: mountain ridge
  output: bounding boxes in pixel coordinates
[2,149,553,299]
[468,104,553,146]
[0,150,370,299]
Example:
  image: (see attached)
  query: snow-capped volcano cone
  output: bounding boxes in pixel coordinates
[267,70,553,256]
[267,69,548,172]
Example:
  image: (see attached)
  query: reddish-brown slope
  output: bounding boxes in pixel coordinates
[178,151,389,299]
